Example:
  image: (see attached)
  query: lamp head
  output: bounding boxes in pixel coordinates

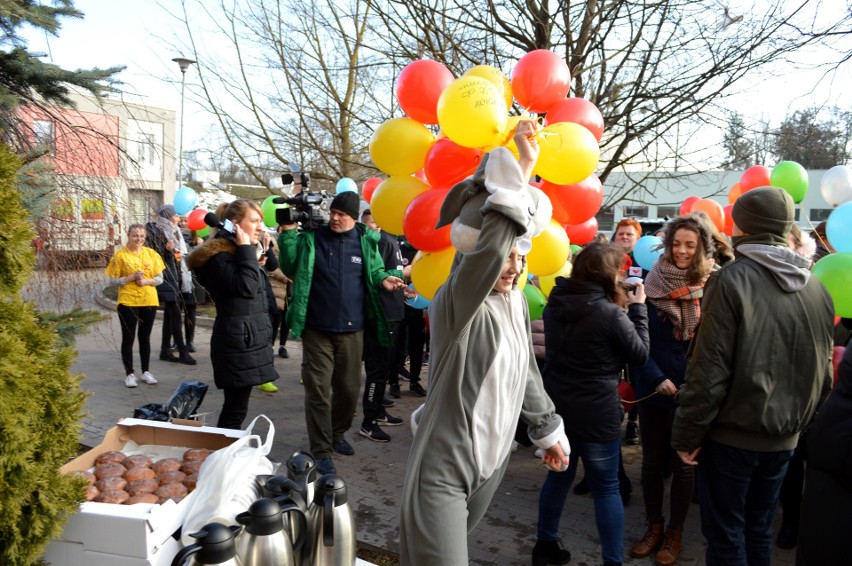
[172,57,196,74]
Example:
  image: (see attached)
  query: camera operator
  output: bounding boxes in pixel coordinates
[278,191,405,475]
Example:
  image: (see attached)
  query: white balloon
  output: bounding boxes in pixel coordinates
[820,165,852,207]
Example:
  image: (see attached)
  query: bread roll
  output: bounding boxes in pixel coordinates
[126,478,159,496]
[71,470,96,486]
[180,460,203,476]
[85,485,100,501]
[154,482,188,500]
[126,493,159,505]
[183,448,213,462]
[95,489,129,504]
[123,454,153,469]
[125,466,157,482]
[95,451,126,466]
[158,470,187,486]
[182,473,198,492]
[95,476,127,492]
[94,462,126,480]
[152,458,182,475]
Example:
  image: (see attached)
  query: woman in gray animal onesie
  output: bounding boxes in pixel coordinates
[399,121,571,565]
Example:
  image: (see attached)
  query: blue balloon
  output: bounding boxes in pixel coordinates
[336,178,357,194]
[174,186,198,215]
[404,283,431,309]
[633,235,664,271]
[826,201,852,253]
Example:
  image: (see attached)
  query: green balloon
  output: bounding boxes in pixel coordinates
[196,225,210,238]
[570,244,582,258]
[523,282,547,320]
[261,195,278,228]
[770,161,808,204]
[812,253,852,317]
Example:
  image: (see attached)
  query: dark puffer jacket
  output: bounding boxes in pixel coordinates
[187,237,278,389]
[797,344,852,565]
[542,278,649,442]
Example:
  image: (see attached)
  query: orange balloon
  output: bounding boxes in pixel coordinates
[723,204,735,236]
[691,198,725,232]
[728,182,743,204]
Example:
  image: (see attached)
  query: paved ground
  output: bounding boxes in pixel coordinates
[56,270,796,565]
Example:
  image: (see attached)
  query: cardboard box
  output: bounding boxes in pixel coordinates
[44,418,247,566]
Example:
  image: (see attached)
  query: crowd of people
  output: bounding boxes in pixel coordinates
[103,121,850,566]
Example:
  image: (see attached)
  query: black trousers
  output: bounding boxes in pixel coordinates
[273,308,290,347]
[181,292,197,345]
[117,304,157,375]
[161,300,186,352]
[217,385,253,430]
[391,308,426,386]
[363,320,401,423]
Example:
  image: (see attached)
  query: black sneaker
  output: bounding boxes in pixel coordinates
[278,346,289,359]
[160,351,179,362]
[178,352,197,365]
[410,382,427,397]
[625,422,639,445]
[359,421,391,442]
[382,397,395,408]
[377,413,404,426]
[316,457,336,475]
[389,383,401,398]
[398,366,411,381]
[187,342,197,353]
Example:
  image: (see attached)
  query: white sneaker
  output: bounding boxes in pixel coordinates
[534,447,544,459]
[125,373,138,388]
[139,371,158,384]
[511,440,520,453]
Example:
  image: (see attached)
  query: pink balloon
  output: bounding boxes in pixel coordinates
[396,60,455,125]
[511,50,571,113]
[543,98,605,141]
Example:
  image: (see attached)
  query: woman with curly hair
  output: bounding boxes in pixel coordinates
[629,214,715,565]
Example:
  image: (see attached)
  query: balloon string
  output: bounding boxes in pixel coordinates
[622,391,659,404]
[804,216,831,251]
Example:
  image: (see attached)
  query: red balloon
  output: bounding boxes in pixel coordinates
[362,177,382,203]
[740,165,772,193]
[692,198,725,232]
[622,253,633,271]
[424,138,483,189]
[395,60,455,125]
[511,50,571,113]
[187,208,207,231]
[543,98,605,141]
[403,189,452,252]
[539,175,604,225]
[723,204,734,236]
[679,196,700,216]
[563,216,599,245]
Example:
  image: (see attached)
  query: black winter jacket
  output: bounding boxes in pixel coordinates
[146,220,182,303]
[187,236,279,389]
[630,301,690,410]
[542,278,649,442]
[798,344,852,565]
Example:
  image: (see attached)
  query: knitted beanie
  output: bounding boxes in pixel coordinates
[158,204,177,219]
[330,191,360,221]
[731,186,794,237]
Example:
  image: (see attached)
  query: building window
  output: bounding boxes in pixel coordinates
[809,209,832,222]
[136,133,156,165]
[623,205,649,217]
[596,208,615,231]
[656,206,679,219]
[33,120,54,152]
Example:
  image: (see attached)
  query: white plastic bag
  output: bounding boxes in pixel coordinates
[181,415,276,543]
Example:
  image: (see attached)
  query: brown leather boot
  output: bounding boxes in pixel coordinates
[655,527,682,566]
[630,522,664,558]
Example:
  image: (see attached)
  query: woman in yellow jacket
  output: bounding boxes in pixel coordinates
[105,224,165,387]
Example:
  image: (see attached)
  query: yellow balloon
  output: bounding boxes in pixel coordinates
[369,117,436,176]
[502,116,524,160]
[411,246,457,300]
[370,176,430,236]
[534,122,600,185]
[437,76,508,149]
[526,219,571,276]
[463,65,513,111]
[537,260,572,297]
[517,259,528,290]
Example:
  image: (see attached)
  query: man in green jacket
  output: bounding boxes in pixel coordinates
[671,187,834,566]
[278,191,404,475]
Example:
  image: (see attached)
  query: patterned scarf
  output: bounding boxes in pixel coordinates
[643,258,707,341]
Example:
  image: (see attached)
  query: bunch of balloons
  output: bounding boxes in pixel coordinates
[813,200,852,317]
[368,53,608,311]
[185,206,210,238]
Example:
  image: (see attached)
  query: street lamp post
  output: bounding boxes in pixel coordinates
[172,57,196,186]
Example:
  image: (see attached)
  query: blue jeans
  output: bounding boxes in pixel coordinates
[537,438,623,564]
[698,439,793,566]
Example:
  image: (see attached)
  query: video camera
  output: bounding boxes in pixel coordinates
[275,172,333,230]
